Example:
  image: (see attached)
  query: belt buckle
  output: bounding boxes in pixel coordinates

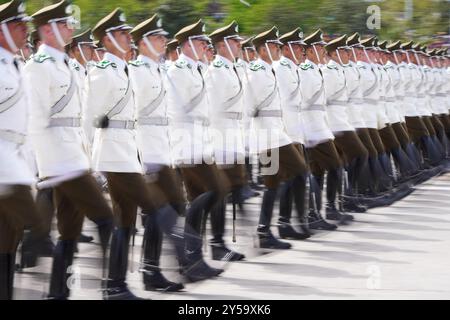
[126,121,135,130]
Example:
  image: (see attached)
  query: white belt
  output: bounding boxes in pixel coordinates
[304,104,326,112]
[175,116,210,127]
[255,110,282,118]
[349,98,364,104]
[328,100,348,106]
[48,117,81,128]
[220,112,243,120]
[108,120,136,130]
[138,117,169,126]
[364,98,379,104]
[0,129,25,145]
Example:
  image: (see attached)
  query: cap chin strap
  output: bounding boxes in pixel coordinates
[404,50,412,64]
[77,43,89,65]
[312,44,321,64]
[265,42,274,63]
[143,36,161,59]
[1,23,19,53]
[393,51,400,64]
[363,47,372,63]
[224,38,236,63]
[414,52,421,66]
[175,48,180,58]
[50,22,67,48]
[188,37,200,61]
[107,32,126,55]
[288,43,299,65]
[244,48,251,62]
[95,49,102,61]
[19,49,26,60]
[351,47,357,62]
[336,49,344,65]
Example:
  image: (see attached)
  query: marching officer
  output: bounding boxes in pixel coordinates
[245,26,308,248]
[24,0,114,300]
[0,0,45,300]
[164,38,179,67]
[166,19,226,281]
[205,21,247,261]
[298,29,341,230]
[321,35,368,220]
[273,27,311,239]
[86,8,186,299]
[129,14,185,292]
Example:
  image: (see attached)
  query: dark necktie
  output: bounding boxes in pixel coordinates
[124,65,129,77]
[13,58,19,71]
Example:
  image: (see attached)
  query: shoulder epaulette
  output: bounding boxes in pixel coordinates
[128,60,149,68]
[280,59,291,69]
[175,60,191,69]
[249,61,265,71]
[300,62,313,71]
[95,60,117,69]
[213,59,226,68]
[32,53,54,63]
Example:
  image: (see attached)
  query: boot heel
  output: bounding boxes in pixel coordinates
[20,251,38,269]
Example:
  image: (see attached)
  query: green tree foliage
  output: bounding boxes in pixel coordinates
[1,0,448,43]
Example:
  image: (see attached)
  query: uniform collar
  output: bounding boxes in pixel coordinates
[280,55,297,68]
[0,46,15,64]
[305,58,318,68]
[179,53,198,69]
[216,54,234,68]
[138,54,158,67]
[39,44,68,63]
[69,58,84,71]
[257,58,272,70]
[327,59,339,67]
[104,52,127,70]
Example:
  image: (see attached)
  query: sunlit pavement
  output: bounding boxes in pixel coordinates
[14,173,450,300]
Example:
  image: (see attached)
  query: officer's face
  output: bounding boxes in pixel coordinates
[110,30,132,53]
[95,49,105,62]
[337,49,349,64]
[267,43,281,60]
[1,21,28,51]
[227,38,241,58]
[345,48,355,62]
[79,44,95,61]
[148,34,167,55]
[56,21,74,44]
[191,39,208,59]
[242,48,256,62]
[289,43,304,62]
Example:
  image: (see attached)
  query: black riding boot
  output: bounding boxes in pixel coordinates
[0,253,16,300]
[343,158,368,213]
[141,210,184,292]
[326,169,353,224]
[258,188,291,249]
[278,177,311,239]
[308,175,338,231]
[104,228,144,300]
[183,192,223,282]
[210,197,245,262]
[48,240,76,300]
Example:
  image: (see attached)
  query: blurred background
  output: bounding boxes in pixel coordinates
[2,0,449,48]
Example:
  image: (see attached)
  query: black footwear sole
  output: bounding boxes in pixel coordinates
[279,234,310,240]
[144,283,185,292]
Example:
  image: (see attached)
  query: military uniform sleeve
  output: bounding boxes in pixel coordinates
[83,67,112,143]
[23,61,52,133]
